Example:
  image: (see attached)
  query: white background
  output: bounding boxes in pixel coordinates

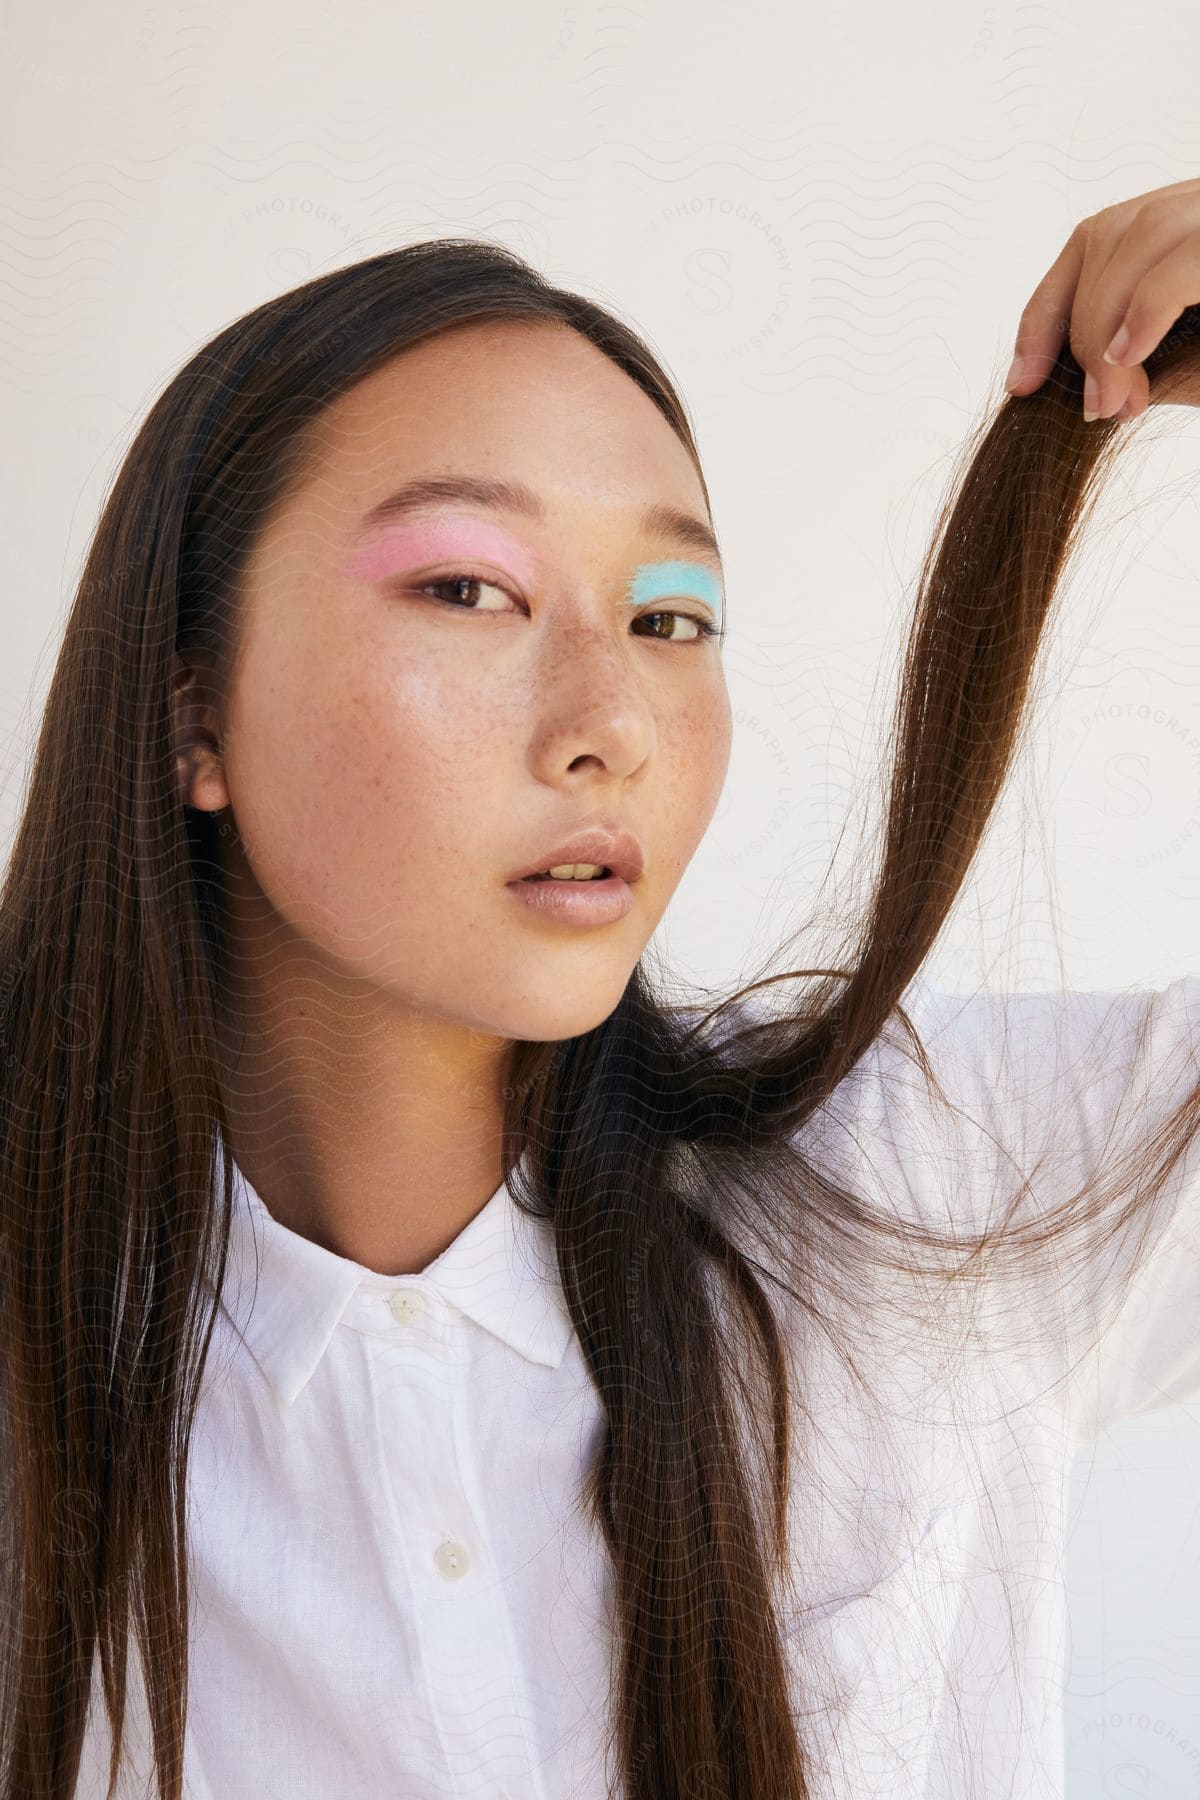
[3,0,1200,1788]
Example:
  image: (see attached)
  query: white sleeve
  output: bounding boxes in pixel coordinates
[793,973,1200,1446]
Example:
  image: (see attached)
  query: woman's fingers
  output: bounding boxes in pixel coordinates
[1004,227,1084,396]
[1005,182,1200,419]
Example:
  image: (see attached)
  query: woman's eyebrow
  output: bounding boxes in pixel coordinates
[355,475,723,569]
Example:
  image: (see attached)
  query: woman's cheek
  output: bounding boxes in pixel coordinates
[678,681,731,791]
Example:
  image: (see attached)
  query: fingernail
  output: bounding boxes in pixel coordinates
[1003,353,1025,393]
[1083,373,1099,421]
[1103,323,1131,365]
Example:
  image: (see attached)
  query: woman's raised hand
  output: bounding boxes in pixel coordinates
[1005,177,1200,421]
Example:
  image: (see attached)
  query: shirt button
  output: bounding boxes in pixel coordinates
[434,1539,470,1581]
[389,1287,427,1324]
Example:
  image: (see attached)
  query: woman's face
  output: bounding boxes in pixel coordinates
[188,318,732,1045]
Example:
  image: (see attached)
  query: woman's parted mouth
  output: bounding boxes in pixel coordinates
[506,823,645,887]
[506,868,635,925]
[519,864,610,882]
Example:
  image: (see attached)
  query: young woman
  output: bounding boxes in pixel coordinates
[5,181,1200,1800]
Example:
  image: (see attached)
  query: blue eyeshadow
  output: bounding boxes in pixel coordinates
[626,560,724,629]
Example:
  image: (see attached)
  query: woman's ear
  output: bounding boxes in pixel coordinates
[172,654,231,813]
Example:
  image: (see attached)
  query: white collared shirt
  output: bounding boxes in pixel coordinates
[74,974,1200,1799]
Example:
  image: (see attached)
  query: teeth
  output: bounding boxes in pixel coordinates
[544,862,606,880]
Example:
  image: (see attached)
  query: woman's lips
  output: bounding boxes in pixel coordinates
[505,872,634,926]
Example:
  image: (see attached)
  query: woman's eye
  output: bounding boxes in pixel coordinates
[412,573,719,645]
[417,574,514,612]
[633,610,719,644]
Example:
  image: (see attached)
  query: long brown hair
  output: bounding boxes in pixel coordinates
[3,240,1200,1800]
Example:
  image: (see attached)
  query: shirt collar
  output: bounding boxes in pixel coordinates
[213,1145,576,1410]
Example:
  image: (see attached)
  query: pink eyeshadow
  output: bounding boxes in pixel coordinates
[341,518,539,589]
